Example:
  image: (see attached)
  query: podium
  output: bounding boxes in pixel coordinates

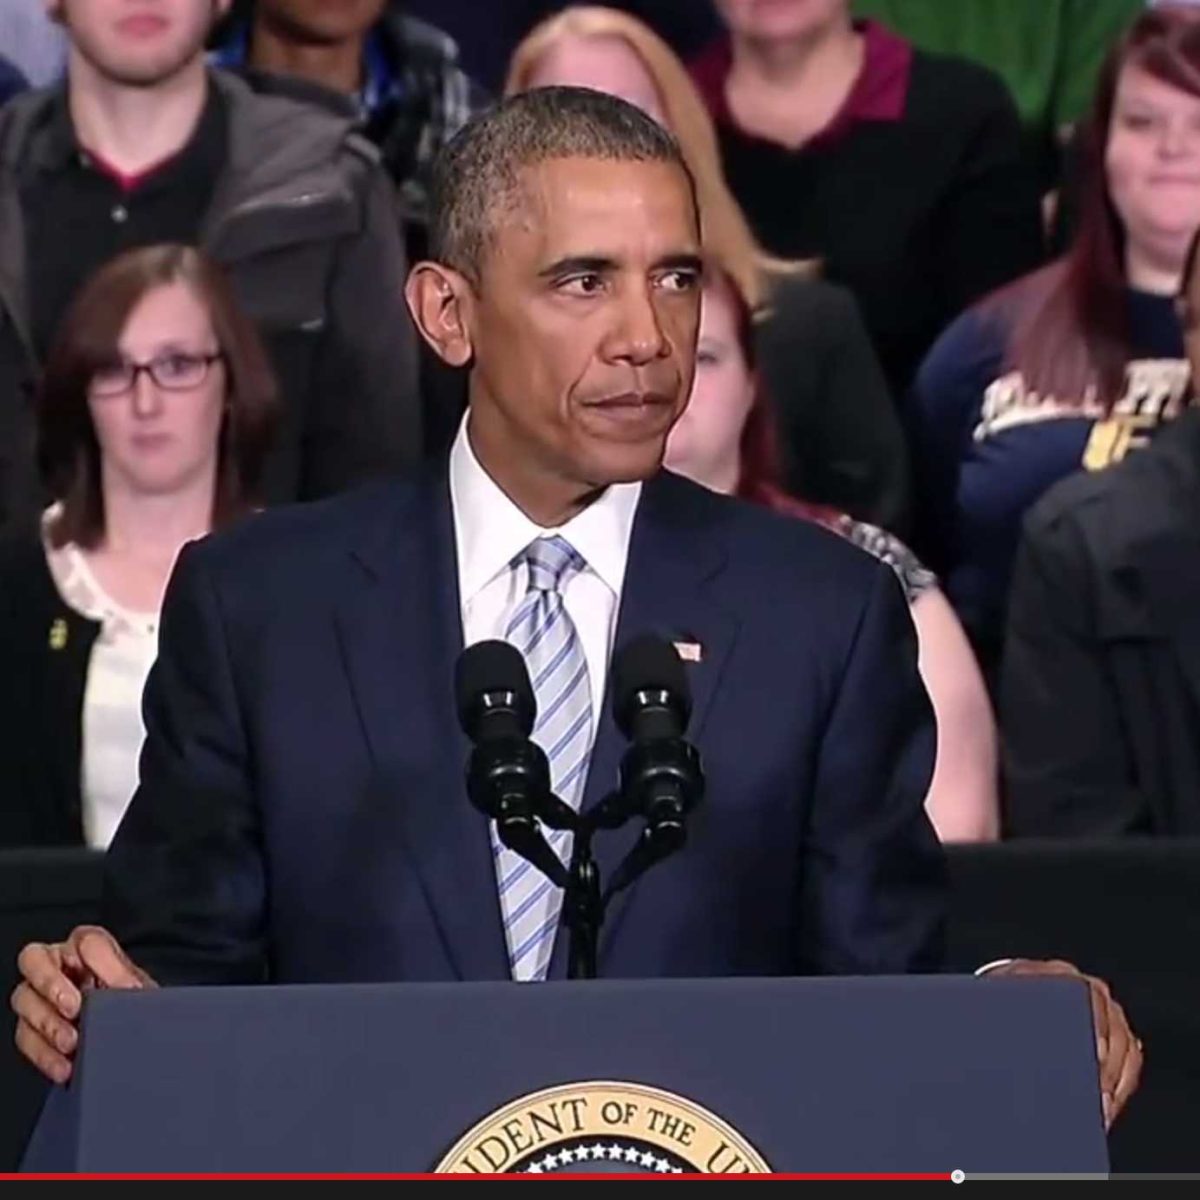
[23,975,1108,1175]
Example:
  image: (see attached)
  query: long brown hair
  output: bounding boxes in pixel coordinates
[39,244,279,549]
[504,4,809,310]
[703,269,837,524]
[1001,5,1200,411]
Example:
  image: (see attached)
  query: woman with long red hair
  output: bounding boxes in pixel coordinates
[910,6,1200,685]
[666,268,999,844]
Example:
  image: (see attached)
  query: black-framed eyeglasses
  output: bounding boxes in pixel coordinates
[89,352,224,398]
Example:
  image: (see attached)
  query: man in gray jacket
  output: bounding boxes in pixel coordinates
[0,0,420,532]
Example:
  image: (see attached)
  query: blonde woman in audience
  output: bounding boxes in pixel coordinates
[506,4,913,536]
[667,265,999,843]
[0,245,278,849]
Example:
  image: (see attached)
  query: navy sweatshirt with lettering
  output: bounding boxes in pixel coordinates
[907,286,1188,681]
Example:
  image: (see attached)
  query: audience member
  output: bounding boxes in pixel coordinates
[402,0,543,92]
[909,6,1200,686]
[0,0,419,534]
[666,268,999,844]
[690,0,1046,397]
[0,244,277,850]
[0,0,68,87]
[209,0,488,254]
[506,4,912,534]
[0,56,29,107]
[1001,229,1200,837]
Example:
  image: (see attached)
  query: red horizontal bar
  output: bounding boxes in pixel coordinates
[4,1173,953,1181]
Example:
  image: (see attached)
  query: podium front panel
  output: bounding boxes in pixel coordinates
[28,975,1106,1174]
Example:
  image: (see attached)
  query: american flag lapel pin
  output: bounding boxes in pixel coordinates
[672,640,703,664]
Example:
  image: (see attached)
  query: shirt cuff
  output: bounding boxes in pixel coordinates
[974,958,1015,976]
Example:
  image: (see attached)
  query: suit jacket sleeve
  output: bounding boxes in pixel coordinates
[1001,507,1146,835]
[102,541,268,985]
[798,560,946,974]
[302,154,422,499]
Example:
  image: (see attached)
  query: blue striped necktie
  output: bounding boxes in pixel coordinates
[495,535,594,981]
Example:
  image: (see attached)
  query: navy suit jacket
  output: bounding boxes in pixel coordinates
[104,466,946,984]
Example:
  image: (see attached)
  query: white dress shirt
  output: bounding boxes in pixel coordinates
[449,417,642,720]
[450,417,642,977]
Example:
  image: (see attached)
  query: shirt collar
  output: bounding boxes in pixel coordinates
[30,77,226,183]
[449,415,642,606]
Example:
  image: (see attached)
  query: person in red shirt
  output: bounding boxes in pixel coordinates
[690,0,1046,396]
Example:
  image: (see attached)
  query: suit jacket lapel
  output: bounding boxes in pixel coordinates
[545,473,740,979]
[333,469,509,981]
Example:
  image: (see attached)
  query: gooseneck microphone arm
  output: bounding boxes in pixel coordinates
[456,641,602,976]
[456,641,570,891]
[456,636,704,981]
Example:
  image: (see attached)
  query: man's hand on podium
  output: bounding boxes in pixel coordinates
[983,958,1143,1130]
[11,926,155,1085]
[8,934,1143,1134]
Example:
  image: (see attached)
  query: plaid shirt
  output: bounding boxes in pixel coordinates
[211,8,489,224]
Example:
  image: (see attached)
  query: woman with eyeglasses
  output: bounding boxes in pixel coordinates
[0,244,278,849]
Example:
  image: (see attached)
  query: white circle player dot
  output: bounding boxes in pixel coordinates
[951,1169,965,1184]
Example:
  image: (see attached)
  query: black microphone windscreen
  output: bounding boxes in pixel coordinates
[455,640,536,740]
[611,634,691,738]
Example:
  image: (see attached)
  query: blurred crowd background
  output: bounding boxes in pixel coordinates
[3,0,1200,854]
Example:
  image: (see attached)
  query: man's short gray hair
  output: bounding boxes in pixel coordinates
[428,86,696,280]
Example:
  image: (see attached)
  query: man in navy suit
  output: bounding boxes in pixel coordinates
[13,86,1140,1121]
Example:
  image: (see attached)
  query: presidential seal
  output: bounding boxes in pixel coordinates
[434,1081,770,1174]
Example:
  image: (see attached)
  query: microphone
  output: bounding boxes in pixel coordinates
[606,635,704,897]
[456,638,536,744]
[455,641,573,889]
[612,633,694,744]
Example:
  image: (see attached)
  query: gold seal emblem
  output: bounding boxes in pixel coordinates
[434,1081,770,1174]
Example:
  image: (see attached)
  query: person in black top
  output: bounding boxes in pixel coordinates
[1002,226,1200,838]
[909,7,1200,686]
[690,0,1045,398]
[0,243,278,850]
[0,0,419,533]
[209,0,489,256]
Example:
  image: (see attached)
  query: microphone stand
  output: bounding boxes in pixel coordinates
[508,774,698,981]
[558,787,637,980]
[526,793,603,981]
[562,821,602,981]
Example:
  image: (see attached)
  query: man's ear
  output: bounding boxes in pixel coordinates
[404,261,475,368]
